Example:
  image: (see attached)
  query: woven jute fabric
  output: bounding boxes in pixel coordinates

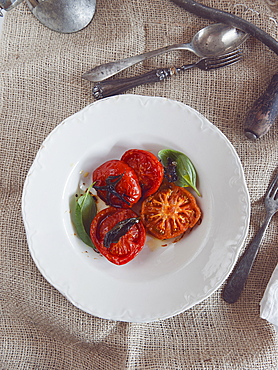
[0,0,277,369]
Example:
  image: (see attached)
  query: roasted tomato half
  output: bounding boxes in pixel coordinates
[141,183,201,240]
[90,207,146,265]
[121,149,164,198]
[93,159,141,208]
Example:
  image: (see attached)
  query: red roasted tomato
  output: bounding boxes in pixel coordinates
[93,159,141,208]
[121,149,164,198]
[90,207,146,265]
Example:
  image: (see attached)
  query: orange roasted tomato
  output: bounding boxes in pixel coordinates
[141,182,201,240]
[90,207,146,265]
[93,159,141,208]
[121,149,164,198]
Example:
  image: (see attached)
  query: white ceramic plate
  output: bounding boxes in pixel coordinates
[22,95,250,322]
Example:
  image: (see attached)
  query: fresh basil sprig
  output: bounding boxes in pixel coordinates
[158,149,201,196]
[72,183,98,252]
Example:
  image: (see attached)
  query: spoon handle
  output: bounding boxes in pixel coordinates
[91,64,195,99]
[82,43,190,82]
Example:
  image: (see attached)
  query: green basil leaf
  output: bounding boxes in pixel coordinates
[158,149,201,196]
[72,185,98,252]
[77,187,97,235]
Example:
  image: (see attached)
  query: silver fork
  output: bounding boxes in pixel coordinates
[223,170,278,303]
[92,49,243,100]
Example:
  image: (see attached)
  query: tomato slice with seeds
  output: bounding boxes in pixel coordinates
[141,182,201,240]
[90,207,146,265]
[121,149,164,198]
[93,159,141,208]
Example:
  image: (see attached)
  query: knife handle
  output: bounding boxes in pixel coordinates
[244,73,278,139]
[92,67,174,99]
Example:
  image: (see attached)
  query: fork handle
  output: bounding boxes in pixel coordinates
[92,64,195,99]
[244,73,278,139]
[222,213,273,303]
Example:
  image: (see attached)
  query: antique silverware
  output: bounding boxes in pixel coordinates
[82,23,248,82]
[170,0,278,55]
[223,170,278,303]
[170,0,278,139]
[92,49,243,99]
[244,73,278,140]
[25,0,96,33]
[0,0,96,33]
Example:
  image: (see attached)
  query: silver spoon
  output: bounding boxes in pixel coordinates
[26,0,96,33]
[0,0,96,33]
[82,23,248,82]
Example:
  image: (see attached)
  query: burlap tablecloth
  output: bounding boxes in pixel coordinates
[0,0,277,369]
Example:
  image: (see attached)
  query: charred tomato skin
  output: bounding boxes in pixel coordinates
[141,182,201,240]
[121,149,164,198]
[90,207,146,265]
[93,159,141,208]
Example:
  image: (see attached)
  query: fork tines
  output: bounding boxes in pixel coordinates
[266,171,278,199]
[205,49,243,70]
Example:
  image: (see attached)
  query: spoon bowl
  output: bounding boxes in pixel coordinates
[26,0,96,33]
[189,23,248,57]
[82,23,248,82]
